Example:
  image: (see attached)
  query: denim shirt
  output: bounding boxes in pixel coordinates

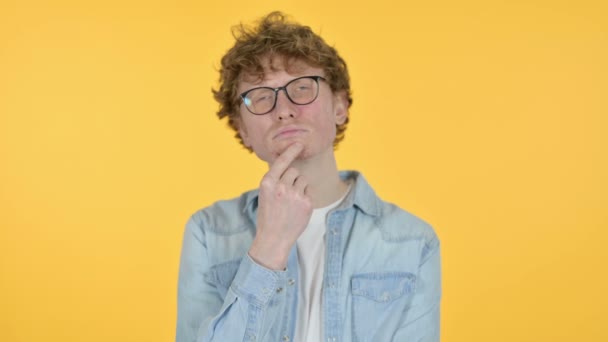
[177,171,441,342]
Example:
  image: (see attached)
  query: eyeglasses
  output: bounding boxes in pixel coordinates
[240,76,326,115]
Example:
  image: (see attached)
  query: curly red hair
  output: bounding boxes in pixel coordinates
[212,11,353,151]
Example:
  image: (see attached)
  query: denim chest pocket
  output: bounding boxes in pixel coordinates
[351,272,416,342]
[208,258,242,298]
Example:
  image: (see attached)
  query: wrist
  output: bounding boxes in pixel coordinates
[248,238,291,270]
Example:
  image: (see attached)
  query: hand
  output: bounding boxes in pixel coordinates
[248,143,313,270]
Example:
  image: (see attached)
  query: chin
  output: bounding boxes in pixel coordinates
[274,139,305,154]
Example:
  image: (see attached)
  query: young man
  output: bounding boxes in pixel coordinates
[177,12,441,342]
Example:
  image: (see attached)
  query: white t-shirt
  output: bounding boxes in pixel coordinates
[294,189,350,342]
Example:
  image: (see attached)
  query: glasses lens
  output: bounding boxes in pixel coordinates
[286,77,318,105]
[242,77,321,115]
[243,88,275,115]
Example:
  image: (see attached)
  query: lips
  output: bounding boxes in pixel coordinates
[273,126,307,140]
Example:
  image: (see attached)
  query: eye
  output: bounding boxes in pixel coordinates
[252,94,271,103]
[245,89,274,104]
[290,79,314,93]
[296,85,311,91]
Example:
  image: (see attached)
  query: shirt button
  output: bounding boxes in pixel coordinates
[288,279,295,286]
[282,335,290,341]
[276,287,283,293]
[248,334,256,341]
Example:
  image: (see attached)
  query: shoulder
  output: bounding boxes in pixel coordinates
[344,170,439,261]
[186,189,259,235]
[344,171,438,245]
[376,201,436,243]
[373,200,440,263]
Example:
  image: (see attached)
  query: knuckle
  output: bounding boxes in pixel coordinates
[260,176,274,188]
[296,192,310,203]
[302,200,313,211]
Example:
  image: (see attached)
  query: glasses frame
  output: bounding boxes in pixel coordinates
[239,76,326,115]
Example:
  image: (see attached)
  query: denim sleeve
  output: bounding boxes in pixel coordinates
[176,214,288,342]
[394,236,442,341]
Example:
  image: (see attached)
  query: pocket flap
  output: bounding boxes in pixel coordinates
[351,272,416,303]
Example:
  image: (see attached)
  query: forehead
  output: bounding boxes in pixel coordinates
[238,56,324,89]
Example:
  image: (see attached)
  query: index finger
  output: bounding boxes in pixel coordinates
[267,143,304,179]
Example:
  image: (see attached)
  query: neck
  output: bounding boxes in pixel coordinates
[288,148,349,208]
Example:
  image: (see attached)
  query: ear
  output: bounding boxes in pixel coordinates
[333,91,349,125]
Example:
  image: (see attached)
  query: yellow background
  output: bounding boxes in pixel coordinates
[1,0,607,341]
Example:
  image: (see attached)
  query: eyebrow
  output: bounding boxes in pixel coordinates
[239,76,294,92]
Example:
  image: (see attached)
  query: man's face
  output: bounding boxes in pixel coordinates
[236,58,348,164]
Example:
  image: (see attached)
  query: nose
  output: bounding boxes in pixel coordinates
[273,89,296,121]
